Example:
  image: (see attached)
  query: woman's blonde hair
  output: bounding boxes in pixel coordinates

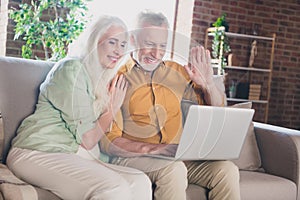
[69,15,128,116]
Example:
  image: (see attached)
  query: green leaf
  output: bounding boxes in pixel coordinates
[22,45,32,59]
[9,0,90,61]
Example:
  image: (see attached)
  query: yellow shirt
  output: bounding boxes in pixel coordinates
[103,58,205,151]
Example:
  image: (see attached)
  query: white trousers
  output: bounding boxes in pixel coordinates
[7,147,152,200]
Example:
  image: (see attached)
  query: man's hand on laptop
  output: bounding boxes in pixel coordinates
[148,144,178,157]
[108,138,178,158]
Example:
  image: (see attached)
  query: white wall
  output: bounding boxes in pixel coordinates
[87,0,176,31]
[172,0,195,65]
[87,0,177,60]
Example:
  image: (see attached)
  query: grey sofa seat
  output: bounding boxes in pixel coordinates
[239,171,297,200]
[1,56,300,200]
[187,170,297,200]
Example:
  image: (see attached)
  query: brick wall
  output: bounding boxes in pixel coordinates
[191,0,300,129]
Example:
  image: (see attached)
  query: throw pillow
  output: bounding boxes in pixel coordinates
[213,75,227,106]
[230,102,262,171]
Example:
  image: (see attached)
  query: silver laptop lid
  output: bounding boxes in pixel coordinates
[175,105,254,160]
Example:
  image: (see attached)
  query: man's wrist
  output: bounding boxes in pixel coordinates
[194,80,214,93]
[205,81,215,92]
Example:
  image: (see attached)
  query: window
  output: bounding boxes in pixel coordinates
[87,0,176,31]
[86,0,195,64]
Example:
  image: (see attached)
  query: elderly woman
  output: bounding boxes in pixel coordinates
[6,15,152,200]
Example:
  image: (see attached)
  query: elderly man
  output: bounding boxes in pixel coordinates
[101,10,240,200]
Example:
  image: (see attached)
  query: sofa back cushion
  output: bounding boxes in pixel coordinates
[230,102,262,170]
[0,57,54,163]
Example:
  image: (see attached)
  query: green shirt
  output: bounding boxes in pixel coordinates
[12,58,108,161]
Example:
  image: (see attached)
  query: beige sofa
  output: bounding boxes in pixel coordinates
[0,56,300,200]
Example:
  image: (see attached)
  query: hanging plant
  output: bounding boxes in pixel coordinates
[211,13,231,74]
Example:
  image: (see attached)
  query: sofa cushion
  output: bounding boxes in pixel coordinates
[186,171,297,200]
[240,171,297,200]
[0,164,61,200]
[0,57,54,163]
[230,102,261,170]
[213,75,227,106]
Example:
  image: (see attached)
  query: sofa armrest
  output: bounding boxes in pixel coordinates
[254,122,300,186]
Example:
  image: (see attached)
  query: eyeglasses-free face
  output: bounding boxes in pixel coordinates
[134,24,168,71]
[97,25,128,69]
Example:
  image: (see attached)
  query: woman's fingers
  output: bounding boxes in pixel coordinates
[113,75,119,87]
[109,75,118,92]
[115,74,127,91]
[110,74,128,116]
[115,74,122,89]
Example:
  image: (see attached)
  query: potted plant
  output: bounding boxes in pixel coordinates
[211,13,231,75]
[9,0,90,61]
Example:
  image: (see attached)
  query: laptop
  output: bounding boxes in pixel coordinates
[145,105,255,161]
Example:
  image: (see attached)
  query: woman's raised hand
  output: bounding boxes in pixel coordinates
[109,74,128,117]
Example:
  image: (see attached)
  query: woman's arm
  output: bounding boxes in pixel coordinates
[81,109,114,150]
[81,74,128,150]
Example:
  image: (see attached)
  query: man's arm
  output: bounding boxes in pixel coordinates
[108,137,177,157]
[198,80,225,106]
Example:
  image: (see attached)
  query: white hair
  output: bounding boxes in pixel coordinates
[136,10,169,29]
[132,10,169,47]
[68,15,128,116]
